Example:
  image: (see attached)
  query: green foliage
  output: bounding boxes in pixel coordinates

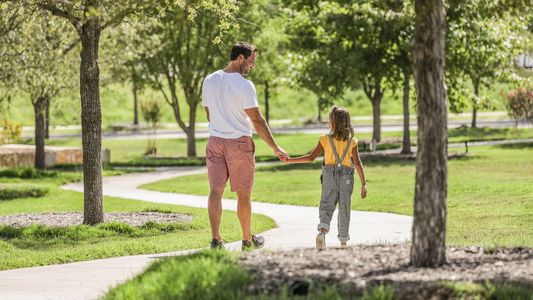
[140,98,162,126]
[103,250,253,300]
[359,285,395,300]
[0,185,49,200]
[0,167,58,179]
[505,86,533,125]
[0,220,197,247]
[446,0,529,114]
[443,281,533,300]
[0,119,22,144]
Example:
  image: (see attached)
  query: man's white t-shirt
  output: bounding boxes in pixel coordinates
[202,70,259,139]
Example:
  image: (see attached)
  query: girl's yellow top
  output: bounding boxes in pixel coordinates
[319,134,358,167]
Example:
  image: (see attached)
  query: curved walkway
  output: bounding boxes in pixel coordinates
[0,165,412,299]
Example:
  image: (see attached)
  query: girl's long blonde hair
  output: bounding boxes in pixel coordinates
[329,106,354,141]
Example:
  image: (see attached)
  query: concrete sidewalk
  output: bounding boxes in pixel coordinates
[0,165,412,300]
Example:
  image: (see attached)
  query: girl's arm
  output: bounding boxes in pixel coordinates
[352,146,367,199]
[286,142,323,164]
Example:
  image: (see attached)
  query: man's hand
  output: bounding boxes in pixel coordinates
[360,185,367,199]
[274,146,289,162]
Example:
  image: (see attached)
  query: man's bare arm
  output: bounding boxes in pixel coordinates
[245,107,288,160]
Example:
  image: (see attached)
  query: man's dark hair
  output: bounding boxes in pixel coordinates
[229,41,257,61]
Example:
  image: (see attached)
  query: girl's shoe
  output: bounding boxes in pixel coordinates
[340,241,347,248]
[316,233,326,250]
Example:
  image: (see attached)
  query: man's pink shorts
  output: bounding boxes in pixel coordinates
[206,136,255,193]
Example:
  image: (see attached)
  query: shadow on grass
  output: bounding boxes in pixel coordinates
[496,142,533,150]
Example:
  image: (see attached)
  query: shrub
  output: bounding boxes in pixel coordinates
[0,185,49,200]
[0,167,58,179]
[0,120,22,145]
[506,87,533,126]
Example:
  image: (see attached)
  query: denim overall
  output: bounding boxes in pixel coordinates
[318,135,355,242]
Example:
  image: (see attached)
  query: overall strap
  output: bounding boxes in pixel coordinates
[328,135,352,167]
[339,138,353,167]
[328,135,342,166]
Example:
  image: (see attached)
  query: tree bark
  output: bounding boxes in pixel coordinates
[371,95,382,143]
[132,69,139,126]
[79,19,103,225]
[264,81,270,125]
[317,98,322,123]
[363,79,384,143]
[45,97,50,139]
[33,96,48,170]
[411,0,448,267]
[472,80,479,128]
[186,103,197,157]
[401,69,412,154]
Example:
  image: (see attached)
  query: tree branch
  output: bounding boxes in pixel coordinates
[37,2,81,31]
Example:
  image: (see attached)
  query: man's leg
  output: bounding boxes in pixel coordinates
[236,190,252,241]
[208,186,225,240]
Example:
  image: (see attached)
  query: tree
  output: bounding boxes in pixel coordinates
[244,0,290,125]
[0,6,76,169]
[411,0,448,267]
[446,3,525,127]
[102,23,145,126]
[285,1,408,142]
[132,1,236,157]
[20,0,237,224]
[140,98,162,155]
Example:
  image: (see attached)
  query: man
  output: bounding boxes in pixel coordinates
[202,41,288,251]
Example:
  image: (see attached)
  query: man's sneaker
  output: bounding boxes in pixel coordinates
[210,238,225,250]
[242,235,265,251]
[316,233,326,250]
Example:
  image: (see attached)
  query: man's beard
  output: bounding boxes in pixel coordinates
[239,63,249,76]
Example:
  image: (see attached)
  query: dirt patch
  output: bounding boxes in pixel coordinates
[240,244,533,299]
[0,212,192,228]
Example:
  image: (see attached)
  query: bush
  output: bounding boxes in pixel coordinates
[506,87,533,126]
[0,120,22,145]
[0,185,49,200]
[0,167,58,179]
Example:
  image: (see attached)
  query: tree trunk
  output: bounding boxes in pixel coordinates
[371,95,382,143]
[79,19,103,225]
[33,96,48,170]
[186,104,197,157]
[317,98,322,123]
[45,97,50,139]
[411,0,448,268]
[264,81,270,125]
[472,81,479,128]
[401,69,412,154]
[132,69,139,126]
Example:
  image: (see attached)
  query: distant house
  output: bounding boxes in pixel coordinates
[517,53,533,68]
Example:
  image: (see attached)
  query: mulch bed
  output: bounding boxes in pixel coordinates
[240,244,533,299]
[0,212,192,228]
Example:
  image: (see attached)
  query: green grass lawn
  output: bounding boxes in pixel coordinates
[141,143,533,247]
[41,128,533,166]
[0,169,275,270]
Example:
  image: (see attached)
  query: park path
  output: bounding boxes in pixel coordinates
[0,164,412,300]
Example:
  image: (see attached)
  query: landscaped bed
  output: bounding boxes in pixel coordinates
[103,246,533,300]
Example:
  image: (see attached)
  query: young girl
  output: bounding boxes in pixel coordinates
[286,106,367,249]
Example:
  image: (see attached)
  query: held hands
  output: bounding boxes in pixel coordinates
[360,184,367,199]
[274,146,289,163]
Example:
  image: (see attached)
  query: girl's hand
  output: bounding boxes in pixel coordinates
[360,185,367,199]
